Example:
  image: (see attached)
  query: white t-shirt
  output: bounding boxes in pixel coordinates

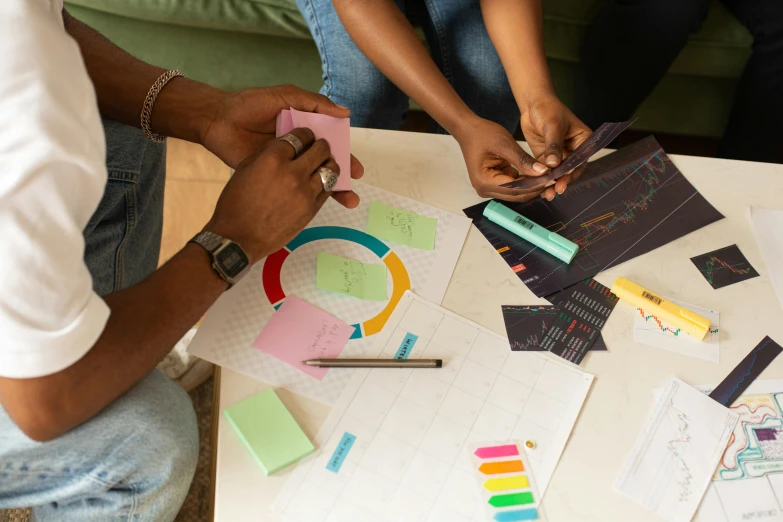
[0,0,110,378]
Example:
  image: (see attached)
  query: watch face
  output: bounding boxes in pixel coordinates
[215,243,249,278]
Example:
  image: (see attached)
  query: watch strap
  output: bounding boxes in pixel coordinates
[190,231,224,253]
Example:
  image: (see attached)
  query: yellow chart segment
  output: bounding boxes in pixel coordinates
[363,251,411,336]
[483,476,530,491]
[580,212,614,228]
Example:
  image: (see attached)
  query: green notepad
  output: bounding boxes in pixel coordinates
[224,389,314,475]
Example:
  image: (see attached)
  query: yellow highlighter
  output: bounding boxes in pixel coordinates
[610,277,710,341]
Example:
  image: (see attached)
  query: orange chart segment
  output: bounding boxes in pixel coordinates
[364,251,411,336]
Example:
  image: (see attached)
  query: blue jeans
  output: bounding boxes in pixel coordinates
[296,0,520,133]
[0,121,199,521]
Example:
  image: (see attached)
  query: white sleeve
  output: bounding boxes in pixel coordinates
[0,0,111,378]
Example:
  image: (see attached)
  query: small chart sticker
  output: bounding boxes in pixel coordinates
[690,244,759,290]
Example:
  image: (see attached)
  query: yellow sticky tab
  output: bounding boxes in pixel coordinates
[483,475,530,492]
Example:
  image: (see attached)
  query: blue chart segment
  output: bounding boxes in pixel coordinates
[710,337,783,406]
[464,136,725,297]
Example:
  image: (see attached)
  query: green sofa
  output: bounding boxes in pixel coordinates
[65,0,752,139]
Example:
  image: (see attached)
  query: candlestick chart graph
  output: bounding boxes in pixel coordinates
[464,136,724,297]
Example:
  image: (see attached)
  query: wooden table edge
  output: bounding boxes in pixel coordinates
[209,365,222,522]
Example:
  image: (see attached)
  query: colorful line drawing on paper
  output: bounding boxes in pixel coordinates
[465,136,724,297]
[694,381,783,522]
[690,244,759,290]
[262,226,411,339]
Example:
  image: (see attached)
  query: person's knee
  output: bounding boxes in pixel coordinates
[111,371,199,505]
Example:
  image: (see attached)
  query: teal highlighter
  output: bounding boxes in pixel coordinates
[482,200,578,264]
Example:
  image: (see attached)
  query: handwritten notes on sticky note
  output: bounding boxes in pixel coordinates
[252,296,355,380]
[366,201,437,250]
[317,252,387,301]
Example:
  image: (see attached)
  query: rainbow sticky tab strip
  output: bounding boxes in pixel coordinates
[470,441,543,521]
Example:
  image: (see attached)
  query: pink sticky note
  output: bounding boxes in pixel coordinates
[473,444,520,459]
[252,296,355,380]
[276,109,294,137]
[276,108,351,191]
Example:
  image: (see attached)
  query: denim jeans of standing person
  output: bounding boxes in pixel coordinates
[575,0,783,164]
[0,121,199,521]
[296,0,520,133]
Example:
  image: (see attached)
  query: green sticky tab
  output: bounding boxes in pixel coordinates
[316,252,387,301]
[366,201,437,250]
[488,492,535,508]
[224,389,314,475]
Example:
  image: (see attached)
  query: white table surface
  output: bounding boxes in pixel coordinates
[213,128,783,521]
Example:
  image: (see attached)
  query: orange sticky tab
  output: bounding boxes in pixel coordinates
[478,460,524,475]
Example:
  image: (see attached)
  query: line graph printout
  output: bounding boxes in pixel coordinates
[464,136,724,297]
[709,337,783,407]
[273,291,593,522]
[690,244,760,290]
[633,296,720,362]
[616,378,738,522]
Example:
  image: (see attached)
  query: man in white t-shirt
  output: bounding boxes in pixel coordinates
[0,1,362,519]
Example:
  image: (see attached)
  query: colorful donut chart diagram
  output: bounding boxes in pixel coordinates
[262,226,411,339]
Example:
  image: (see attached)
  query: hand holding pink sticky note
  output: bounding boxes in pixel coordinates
[276,108,351,191]
[252,296,355,380]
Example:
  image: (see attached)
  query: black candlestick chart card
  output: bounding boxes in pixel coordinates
[546,278,618,350]
[501,305,558,351]
[709,336,783,406]
[690,244,760,290]
[500,120,635,191]
[464,136,724,297]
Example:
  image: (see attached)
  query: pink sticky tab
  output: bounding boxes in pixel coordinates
[252,296,355,380]
[276,109,294,137]
[473,444,520,460]
[288,108,351,191]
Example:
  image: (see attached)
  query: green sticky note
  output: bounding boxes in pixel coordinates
[366,201,437,250]
[223,389,314,475]
[316,252,387,301]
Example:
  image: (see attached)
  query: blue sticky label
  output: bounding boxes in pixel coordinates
[493,508,540,521]
[326,432,356,473]
[394,333,418,360]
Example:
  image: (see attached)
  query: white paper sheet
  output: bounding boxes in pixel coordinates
[272,291,593,522]
[664,380,783,522]
[616,378,739,522]
[750,206,783,313]
[187,182,471,405]
[633,297,720,362]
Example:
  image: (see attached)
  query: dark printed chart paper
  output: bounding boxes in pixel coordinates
[501,305,558,351]
[709,336,783,406]
[540,280,619,364]
[545,279,616,351]
[500,120,635,191]
[690,244,760,290]
[464,136,725,297]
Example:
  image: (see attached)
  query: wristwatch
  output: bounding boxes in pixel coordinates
[189,231,250,287]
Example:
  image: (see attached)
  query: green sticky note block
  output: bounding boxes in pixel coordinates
[223,389,314,475]
[366,201,437,250]
[316,252,387,301]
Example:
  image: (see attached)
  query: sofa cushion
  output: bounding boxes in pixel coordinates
[68,0,751,80]
[66,0,311,39]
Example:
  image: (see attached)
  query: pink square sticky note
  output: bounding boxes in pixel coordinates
[252,296,355,380]
[275,108,351,191]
